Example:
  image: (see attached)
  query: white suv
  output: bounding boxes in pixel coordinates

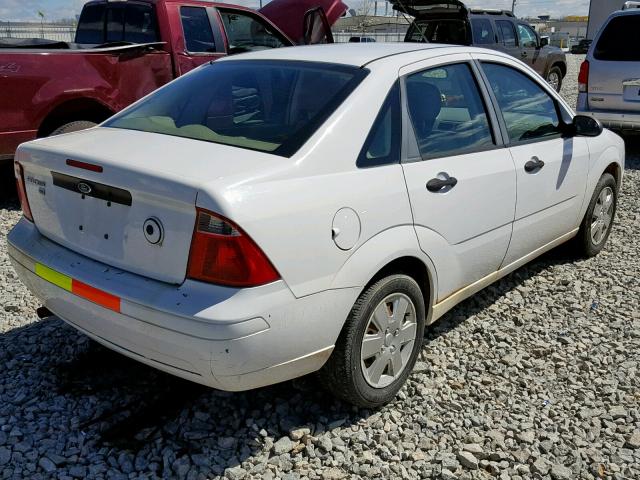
[9,44,624,407]
[577,5,640,130]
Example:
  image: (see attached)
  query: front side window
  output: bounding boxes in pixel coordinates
[357,82,401,168]
[471,18,495,45]
[594,15,640,61]
[219,9,287,53]
[482,63,561,144]
[105,61,368,157]
[405,63,494,159]
[496,20,517,47]
[517,24,537,48]
[181,6,216,53]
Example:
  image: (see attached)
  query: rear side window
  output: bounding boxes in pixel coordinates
[357,82,401,168]
[105,61,368,157]
[181,6,216,52]
[482,63,561,144]
[219,9,287,53]
[75,4,106,44]
[496,20,517,47]
[471,18,495,45]
[405,63,494,159]
[594,15,640,61]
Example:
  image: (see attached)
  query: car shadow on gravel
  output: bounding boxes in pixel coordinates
[622,134,640,170]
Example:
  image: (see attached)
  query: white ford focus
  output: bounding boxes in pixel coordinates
[9,44,624,407]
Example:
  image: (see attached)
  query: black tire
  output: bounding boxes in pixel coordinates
[319,274,426,408]
[546,65,563,92]
[50,120,97,136]
[574,173,617,257]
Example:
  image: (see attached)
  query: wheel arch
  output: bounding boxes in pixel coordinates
[604,162,621,190]
[330,226,438,323]
[552,60,567,78]
[37,98,115,138]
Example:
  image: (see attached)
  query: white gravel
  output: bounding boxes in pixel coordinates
[0,56,639,480]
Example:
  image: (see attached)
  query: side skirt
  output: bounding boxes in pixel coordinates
[429,228,579,324]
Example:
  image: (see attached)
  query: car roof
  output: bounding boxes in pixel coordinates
[219,43,475,68]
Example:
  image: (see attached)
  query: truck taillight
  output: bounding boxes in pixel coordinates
[14,162,33,222]
[187,208,280,287]
[578,60,589,93]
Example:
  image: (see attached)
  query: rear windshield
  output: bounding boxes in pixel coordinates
[76,2,158,44]
[406,19,469,45]
[594,14,640,61]
[104,61,368,157]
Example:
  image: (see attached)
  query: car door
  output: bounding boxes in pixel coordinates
[173,5,226,75]
[476,56,590,267]
[516,23,544,75]
[399,55,516,302]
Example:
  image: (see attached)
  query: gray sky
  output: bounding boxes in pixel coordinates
[1,0,590,23]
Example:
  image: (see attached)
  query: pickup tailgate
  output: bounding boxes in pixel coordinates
[15,127,275,285]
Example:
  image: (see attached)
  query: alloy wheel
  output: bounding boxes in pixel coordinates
[590,186,614,245]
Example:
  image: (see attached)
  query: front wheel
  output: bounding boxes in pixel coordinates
[575,173,617,257]
[319,274,425,408]
[546,66,563,92]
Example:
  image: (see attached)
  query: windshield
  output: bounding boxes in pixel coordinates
[105,61,368,157]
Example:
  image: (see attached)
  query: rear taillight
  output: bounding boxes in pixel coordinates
[14,162,33,222]
[187,208,280,287]
[578,60,589,93]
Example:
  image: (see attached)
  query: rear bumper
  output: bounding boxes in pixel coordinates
[577,94,640,130]
[8,218,357,391]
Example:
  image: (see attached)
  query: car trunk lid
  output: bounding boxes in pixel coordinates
[15,127,280,285]
[389,0,468,18]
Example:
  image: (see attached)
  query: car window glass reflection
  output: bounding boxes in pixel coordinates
[482,63,561,143]
[405,63,495,159]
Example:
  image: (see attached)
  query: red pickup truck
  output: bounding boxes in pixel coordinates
[0,0,346,163]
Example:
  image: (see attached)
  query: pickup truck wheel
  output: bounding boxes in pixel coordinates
[319,274,425,408]
[546,66,563,92]
[50,121,97,136]
[575,173,617,257]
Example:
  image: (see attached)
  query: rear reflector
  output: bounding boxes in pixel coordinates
[187,208,280,287]
[35,263,121,313]
[14,162,33,222]
[66,159,103,172]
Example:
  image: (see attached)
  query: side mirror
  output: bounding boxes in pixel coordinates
[540,36,549,47]
[573,115,603,137]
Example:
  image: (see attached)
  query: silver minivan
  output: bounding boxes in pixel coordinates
[577,4,640,130]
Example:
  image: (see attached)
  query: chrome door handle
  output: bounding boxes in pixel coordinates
[524,157,545,173]
[426,176,458,192]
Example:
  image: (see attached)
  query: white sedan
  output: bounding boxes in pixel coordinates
[9,44,624,407]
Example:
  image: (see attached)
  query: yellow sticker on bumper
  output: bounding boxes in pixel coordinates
[35,263,72,291]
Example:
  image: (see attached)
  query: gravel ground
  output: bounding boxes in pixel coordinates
[1,55,639,480]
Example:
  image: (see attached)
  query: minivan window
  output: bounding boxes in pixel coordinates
[471,18,495,45]
[482,63,561,144]
[105,61,368,157]
[406,63,494,159]
[181,6,216,52]
[594,14,640,61]
[496,20,517,47]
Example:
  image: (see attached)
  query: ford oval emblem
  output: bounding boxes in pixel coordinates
[77,182,92,194]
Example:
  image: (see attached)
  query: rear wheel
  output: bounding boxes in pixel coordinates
[575,173,617,257]
[546,66,563,92]
[50,120,97,136]
[319,274,425,408]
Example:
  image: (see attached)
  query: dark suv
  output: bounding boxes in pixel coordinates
[391,0,567,91]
